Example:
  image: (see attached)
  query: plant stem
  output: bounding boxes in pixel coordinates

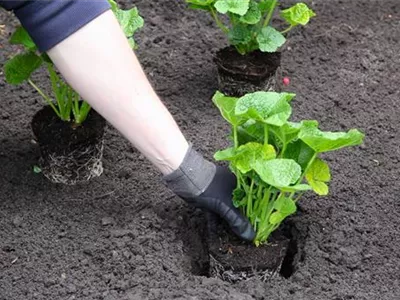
[260,187,271,218]
[289,153,318,199]
[28,79,61,119]
[263,0,278,28]
[294,192,304,202]
[246,176,255,220]
[233,125,239,148]
[299,153,318,184]
[210,8,229,34]
[232,125,241,188]
[264,124,269,146]
[280,25,294,34]
[280,144,287,158]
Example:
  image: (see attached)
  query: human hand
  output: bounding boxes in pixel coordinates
[164,145,255,242]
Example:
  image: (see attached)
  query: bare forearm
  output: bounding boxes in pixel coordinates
[47,10,188,175]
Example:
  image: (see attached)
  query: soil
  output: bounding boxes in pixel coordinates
[207,214,290,283]
[215,47,281,79]
[0,0,399,299]
[215,46,282,96]
[31,105,106,184]
[31,105,105,150]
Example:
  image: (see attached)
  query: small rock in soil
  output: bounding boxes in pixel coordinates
[101,217,115,226]
[83,247,93,256]
[118,167,132,179]
[110,229,132,238]
[12,215,23,227]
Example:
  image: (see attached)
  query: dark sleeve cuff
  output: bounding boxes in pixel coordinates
[2,0,111,52]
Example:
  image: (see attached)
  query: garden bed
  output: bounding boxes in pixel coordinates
[0,0,399,299]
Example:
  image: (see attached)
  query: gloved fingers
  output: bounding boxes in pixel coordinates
[221,207,256,242]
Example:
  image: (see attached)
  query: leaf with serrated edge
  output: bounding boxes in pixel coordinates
[214,0,250,16]
[281,3,316,26]
[306,158,330,195]
[253,158,301,188]
[9,26,36,50]
[212,91,244,126]
[235,91,295,126]
[4,52,42,84]
[240,1,262,24]
[257,26,286,52]
[299,122,365,153]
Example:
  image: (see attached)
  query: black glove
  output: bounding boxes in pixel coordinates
[163,144,255,242]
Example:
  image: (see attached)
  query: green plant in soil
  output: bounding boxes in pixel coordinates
[212,90,365,246]
[3,0,144,125]
[186,0,315,55]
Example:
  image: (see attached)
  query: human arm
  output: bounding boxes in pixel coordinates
[0,1,255,241]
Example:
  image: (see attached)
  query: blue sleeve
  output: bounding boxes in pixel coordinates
[0,0,111,52]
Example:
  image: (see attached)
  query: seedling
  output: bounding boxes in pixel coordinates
[186,0,315,55]
[212,91,364,245]
[3,0,144,125]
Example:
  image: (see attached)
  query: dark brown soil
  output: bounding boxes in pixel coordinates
[1,0,400,299]
[207,214,290,283]
[31,105,106,184]
[215,46,281,80]
[31,105,105,151]
[215,46,282,96]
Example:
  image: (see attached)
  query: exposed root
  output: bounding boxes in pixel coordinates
[209,254,281,283]
[39,140,104,185]
[217,67,282,97]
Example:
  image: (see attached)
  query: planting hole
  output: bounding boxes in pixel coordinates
[279,218,307,278]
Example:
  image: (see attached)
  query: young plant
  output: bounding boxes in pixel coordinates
[186,0,315,55]
[3,0,144,125]
[212,91,364,245]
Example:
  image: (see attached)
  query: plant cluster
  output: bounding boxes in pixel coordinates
[186,0,315,55]
[212,90,364,245]
[3,0,144,125]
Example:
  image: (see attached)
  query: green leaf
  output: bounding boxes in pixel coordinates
[253,158,302,188]
[279,184,312,192]
[298,122,365,153]
[33,165,42,174]
[269,212,285,225]
[115,7,144,37]
[128,37,136,49]
[270,121,303,146]
[281,3,316,26]
[240,1,262,24]
[273,197,297,215]
[9,26,37,50]
[305,158,331,195]
[212,91,244,126]
[228,23,253,46]
[269,196,297,224]
[234,142,276,173]
[4,52,43,84]
[41,53,53,64]
[233,187,246,208]
[235,91,295,126]
[186,0,216,11]
[214,147,236,161]
[237,120,264,145]
[109,0,143,49]
[108,0,118,13]
[214,0,250,16]
[256,26,286,52]
[259,0,276,14]
[279,122,303,142]
[214,142,276,174]
[112,3,143,50]
[284,139,316,170]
